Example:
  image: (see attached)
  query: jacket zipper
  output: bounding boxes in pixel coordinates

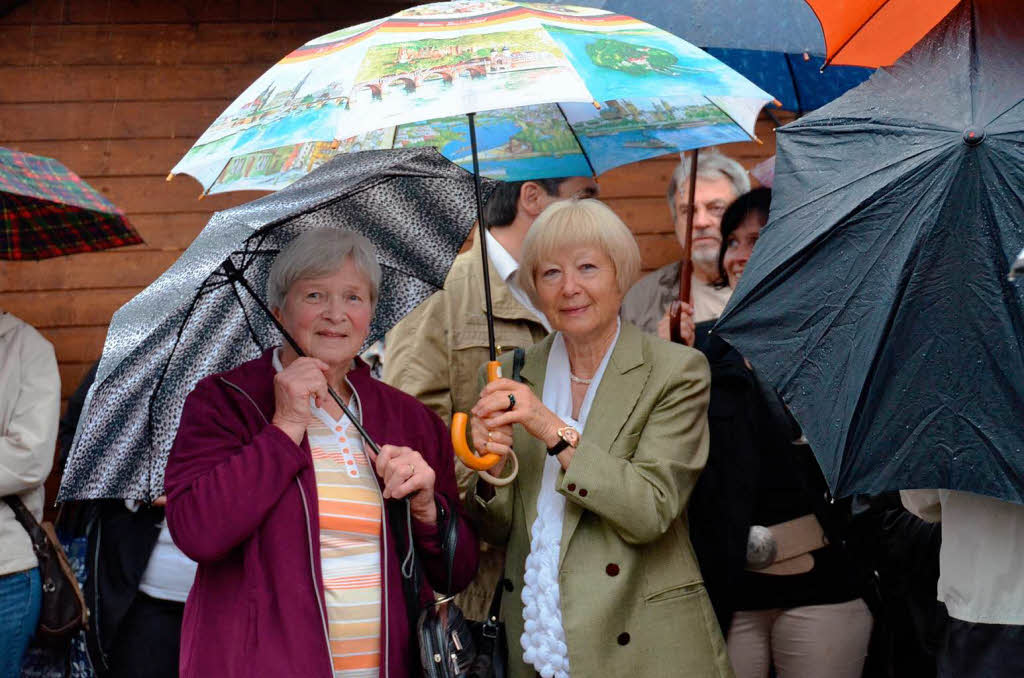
[345,377,390,678]
[296,477,335,677]
[219,377,334,677]
[91,519,108,673]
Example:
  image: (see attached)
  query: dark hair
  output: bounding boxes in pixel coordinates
[482,178,570,227]
[717,187,772,285]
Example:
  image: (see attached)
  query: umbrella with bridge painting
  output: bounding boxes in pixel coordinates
[170,0,774,477]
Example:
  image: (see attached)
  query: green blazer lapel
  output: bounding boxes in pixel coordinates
[559,324,651,566]
[516,335,555,532]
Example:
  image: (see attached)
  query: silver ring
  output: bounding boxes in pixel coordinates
[507,393,516,411]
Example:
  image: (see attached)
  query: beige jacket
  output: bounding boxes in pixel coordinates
[0,312,59,576]
[467,324,733,678]
[621,260,733,332]
[383,234,548,488]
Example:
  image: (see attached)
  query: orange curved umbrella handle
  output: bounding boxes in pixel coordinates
[451,361,504,471]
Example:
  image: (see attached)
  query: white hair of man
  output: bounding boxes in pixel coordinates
[665,149,751,221]
[267,228,382,311]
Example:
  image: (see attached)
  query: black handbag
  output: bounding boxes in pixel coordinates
[4,495,89,642]
[465,576,508,678]
[415,500,507,678]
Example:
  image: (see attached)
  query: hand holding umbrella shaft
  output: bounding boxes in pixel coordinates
[473,378,565,450]
[271,357,332,445]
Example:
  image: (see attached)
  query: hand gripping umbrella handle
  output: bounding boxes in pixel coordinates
[452,361,519,486]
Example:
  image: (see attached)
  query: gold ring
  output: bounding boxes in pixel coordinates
[487,431,494,441]
[407,463,415,477]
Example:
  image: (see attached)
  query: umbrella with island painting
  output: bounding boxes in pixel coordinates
[170,0,773,478]
[170,1,772,194]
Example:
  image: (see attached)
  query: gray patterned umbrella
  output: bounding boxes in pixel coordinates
[61,148,491,501]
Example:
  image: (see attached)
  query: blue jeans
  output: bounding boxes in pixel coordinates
[0,567,41,678]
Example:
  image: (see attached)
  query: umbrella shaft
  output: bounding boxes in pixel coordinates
[467,112,498,362]
[672,149,700,343]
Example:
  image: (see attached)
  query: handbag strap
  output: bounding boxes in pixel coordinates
[3,494,44,541]
[440,497,458,596]
[486,572,505,623]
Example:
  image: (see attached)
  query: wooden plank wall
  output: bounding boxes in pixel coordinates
[0,0,786,501]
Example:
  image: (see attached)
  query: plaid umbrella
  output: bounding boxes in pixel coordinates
[0,147,143,260]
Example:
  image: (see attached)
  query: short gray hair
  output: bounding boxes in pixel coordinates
[666,149,751,220]
[267,229,382,310]
[517,199,641,305]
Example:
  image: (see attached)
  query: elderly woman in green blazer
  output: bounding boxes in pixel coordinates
[468,199,733,678]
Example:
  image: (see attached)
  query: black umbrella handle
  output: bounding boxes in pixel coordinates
[221,259,381,456]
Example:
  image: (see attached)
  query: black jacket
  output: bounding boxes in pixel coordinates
[689,324,856,633]
[59,500,162,676]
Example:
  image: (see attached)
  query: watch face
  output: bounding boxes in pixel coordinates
[561,428,580,447]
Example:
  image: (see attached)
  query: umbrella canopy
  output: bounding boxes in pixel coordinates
[805,0,961,68]
[170,1,772,194]
[61,148,491,501]
[548,0,873,113]
[715,0,1024,503]
[0,147,143,260]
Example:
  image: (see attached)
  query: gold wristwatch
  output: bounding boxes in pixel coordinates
[547,426,580,456]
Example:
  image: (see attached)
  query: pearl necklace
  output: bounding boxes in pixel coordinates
[569,372,593,385]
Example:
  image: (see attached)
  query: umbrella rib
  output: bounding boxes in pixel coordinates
[782,53,805,116]
[227,273,268,353]
[823,0,895,69]
[555,104,597,177]
[145,280,209,497]
[703,96,758,142]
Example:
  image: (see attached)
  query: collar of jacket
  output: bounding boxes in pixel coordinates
[520,321,647,388]
[659,260,683,288]
[467,232,546,324]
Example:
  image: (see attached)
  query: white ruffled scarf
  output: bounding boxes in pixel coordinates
[520,321,620,678]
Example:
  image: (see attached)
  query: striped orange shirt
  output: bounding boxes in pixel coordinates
[308,403,382,678]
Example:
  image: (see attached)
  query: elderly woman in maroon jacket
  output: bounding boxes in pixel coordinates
[164,228,478,678]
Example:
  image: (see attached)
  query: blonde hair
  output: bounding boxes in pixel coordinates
[517,199,641,305]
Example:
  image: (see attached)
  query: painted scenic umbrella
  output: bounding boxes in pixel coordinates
[171,0,774,474]
[171,2,772,192]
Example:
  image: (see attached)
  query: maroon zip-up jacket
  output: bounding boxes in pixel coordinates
[164,350,479,678]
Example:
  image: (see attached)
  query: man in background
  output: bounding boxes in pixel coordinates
[622,149,750,335]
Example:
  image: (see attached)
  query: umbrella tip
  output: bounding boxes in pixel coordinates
[593,100,601,110]
[166,173,174,182]
[773,99,783,108]
[197,190,206,201]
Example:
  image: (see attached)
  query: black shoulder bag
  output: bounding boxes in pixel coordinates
[3,495,89,642]
[415,499,508,678]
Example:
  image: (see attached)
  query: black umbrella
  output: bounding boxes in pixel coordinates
[715,0,1024,503]
[61,148,491,501]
